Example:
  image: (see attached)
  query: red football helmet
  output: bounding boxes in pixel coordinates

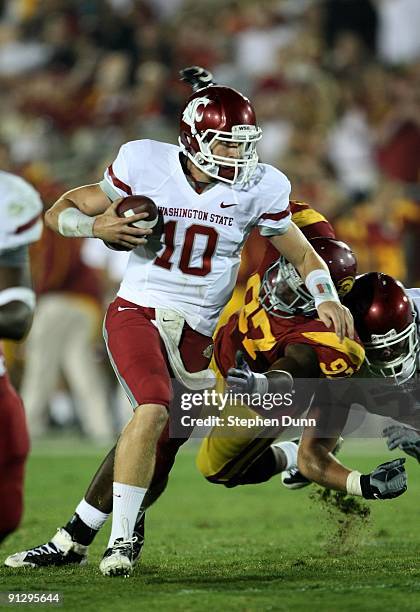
[259,237,357,317]
[179,85,262,185]
[344,272,419,383]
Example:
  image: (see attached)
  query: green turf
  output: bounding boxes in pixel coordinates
[1,440,419,611]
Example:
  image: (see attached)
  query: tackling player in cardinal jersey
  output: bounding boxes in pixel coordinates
[0,170,43,542]
[4,72,352,577]
[196,203,367,489]
[294,273,418,494]
[195,202,407,501]
[274,272,418,495]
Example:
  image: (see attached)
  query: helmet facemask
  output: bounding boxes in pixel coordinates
[180,124,262,185]
[259,257,316,318]
[363,317,419,384]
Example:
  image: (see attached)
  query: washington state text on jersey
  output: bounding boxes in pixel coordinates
[158,206,234,227]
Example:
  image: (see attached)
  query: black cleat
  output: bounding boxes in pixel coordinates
[281,437,344,490]
[4,528,88,568]
[281,466,311,490]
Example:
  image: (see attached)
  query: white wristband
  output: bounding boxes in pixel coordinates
[346,470,362,496]
[305,269,339,307]
[252,372,269,395]
[58,208,95,238]
[0,287,36,311]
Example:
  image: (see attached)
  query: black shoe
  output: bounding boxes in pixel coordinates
[4,528,88,568]
[281,437,344,490]
[281,466,311,489]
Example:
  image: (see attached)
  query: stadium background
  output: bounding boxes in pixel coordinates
[1,2,420,609]
[1,0,420,437]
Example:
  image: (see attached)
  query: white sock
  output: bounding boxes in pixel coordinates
[108,482,147,547]
[75,498,110,531]
[271,440,298,471]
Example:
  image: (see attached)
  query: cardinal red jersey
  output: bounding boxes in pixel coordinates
[214,201,364,378]
[214,271,365,378]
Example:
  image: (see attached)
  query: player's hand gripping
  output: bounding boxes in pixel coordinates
[383,425,420,462]
[92,199,152,249]
[361,458,407,499]
[226,351,257,394]
[316,301,354,343]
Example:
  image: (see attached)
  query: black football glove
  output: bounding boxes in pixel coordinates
[227,351,294,397]
[179,66,215,92]
[383,425,420,463]
[360,458,407,500]
[226,351,257,394]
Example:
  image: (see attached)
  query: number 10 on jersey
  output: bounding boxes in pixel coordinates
[154,221,218,277]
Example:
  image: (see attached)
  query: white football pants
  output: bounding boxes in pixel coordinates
[21,293,113,442]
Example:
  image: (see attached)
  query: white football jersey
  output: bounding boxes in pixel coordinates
[0,170,43,253]
[100,139,291,336]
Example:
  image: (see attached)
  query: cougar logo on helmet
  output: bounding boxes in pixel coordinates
[182,97,212,132]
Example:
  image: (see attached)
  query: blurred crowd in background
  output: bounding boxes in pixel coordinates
[1,0,419,440]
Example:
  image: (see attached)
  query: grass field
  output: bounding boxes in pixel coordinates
[1,439,420,611]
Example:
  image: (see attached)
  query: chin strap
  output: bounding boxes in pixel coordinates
[153,308,215,390]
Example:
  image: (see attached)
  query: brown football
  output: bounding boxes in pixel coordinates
[104,195,163,252]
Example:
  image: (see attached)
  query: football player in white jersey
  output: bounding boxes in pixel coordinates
[0,170,43,542]
[6,70,353,577]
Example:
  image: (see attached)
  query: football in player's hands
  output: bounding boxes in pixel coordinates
[104,195,163,252]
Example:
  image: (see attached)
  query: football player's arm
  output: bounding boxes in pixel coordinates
[269,223,354,342]
[298,400,407,500]
[227,345,318,397]
[45,184,151,249]
[0,259,34,341]
[384,424,420,462]
[297,401,350,491]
